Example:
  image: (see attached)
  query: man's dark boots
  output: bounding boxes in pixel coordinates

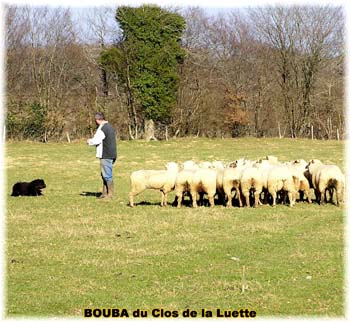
[98,181,108,199]
[106,181,114,199]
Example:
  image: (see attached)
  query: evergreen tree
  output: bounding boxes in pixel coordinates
[102,5,186,138]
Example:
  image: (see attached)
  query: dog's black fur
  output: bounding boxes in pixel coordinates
[11,179,46,196]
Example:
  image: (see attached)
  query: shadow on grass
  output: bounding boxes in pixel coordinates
[80,191,103,197]
[134,201,158,206]
[131,200,192,207]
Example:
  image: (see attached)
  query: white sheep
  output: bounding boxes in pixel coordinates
[267,165,297,207]
[265,155,279,164]
[129,162,179,207]
[287,162,311,203]
[306,159,345,205]
[222,166,243,207]
[183,160,199,171]
[325,172,345,205]
[210,161,226,205]
[229,158,253,170]
[253,159,273,204]
[214,167,225,205]
[304,159,323,188]
[230,158,246,168]
[291,159,308,170]
[198,161,213,169]
[240,167,263,207]
[212,160,226,169]
[190,168,217,207]
[175,169,195,208]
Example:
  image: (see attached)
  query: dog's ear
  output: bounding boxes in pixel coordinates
[11,182,24,196]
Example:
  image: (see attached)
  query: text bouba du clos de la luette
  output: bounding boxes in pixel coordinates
[83,308,257,318]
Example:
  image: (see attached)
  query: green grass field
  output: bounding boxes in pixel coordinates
[5,137,345,317]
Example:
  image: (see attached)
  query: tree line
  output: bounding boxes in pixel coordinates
[5,5,344,141]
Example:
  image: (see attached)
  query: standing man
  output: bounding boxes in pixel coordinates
[87,112,117,199]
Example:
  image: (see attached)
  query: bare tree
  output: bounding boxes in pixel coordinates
[249,5,344,138]
[5,5,344,141]
[79,7,120,97]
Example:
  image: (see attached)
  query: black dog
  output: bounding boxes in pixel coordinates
[11,179,46,196]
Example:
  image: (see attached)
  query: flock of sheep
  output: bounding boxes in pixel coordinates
[129,156,345,208]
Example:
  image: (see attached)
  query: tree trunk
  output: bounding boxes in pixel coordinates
[66,131,71,143]
[124,52,138,139]
[128,125,135,140]
[101,67,108,97]
[144,119,157,141]
[278,122,282,139]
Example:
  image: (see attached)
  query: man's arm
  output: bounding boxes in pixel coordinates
[87,128,105,145]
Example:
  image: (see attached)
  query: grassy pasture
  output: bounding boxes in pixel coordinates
[5,137,345,317]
